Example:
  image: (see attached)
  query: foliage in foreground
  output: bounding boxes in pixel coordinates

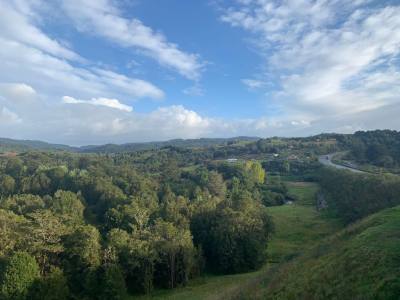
[0,152,274,299]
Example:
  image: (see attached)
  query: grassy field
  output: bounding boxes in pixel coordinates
[135,268,266,300]
[135,181,341,300]
[268,181,341,262]
[286,181,319,206]
[267,201,341,263]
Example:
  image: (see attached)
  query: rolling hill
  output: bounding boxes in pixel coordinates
[0,138,76,153]
[0,136,259,154]
[252,205,400,299]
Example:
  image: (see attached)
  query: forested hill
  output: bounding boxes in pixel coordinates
[0,138,76,153]
[1,130,400,170]
[0,137,259,154]
[79,137,259,153]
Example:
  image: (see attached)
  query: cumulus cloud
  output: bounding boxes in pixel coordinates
[2,81,398,145]
[61,0,204,80]
[221,0,400,131]
[0,84,217,144]
[62,96,133,112]
[150,105,210,129]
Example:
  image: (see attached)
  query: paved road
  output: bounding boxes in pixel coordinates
[318,154,365,173]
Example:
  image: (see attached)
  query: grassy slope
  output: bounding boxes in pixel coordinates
[136,182,340,300]
[262,206,400,300]
[135,268,267,300]
[268,182,340,263]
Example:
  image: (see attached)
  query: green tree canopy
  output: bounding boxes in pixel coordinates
[50,190,84,222]
[0,251,40,300]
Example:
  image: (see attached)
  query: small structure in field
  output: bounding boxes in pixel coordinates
[226,158,238,163]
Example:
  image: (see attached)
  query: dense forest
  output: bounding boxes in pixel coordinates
[344,130,400,168]
[0,130,399,299]
[318,168,400,223]
[0,150,277,299]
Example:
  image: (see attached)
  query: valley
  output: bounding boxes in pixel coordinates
[0,130,399,299]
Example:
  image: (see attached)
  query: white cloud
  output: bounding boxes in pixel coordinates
[221,0,400,130]
[0,84,219,144]
[0,37,164,101]
[1,81,399,145]
[0,83,42,117]
[62,96,133,112]
[0,107,21,125]
[61,0,204,80]
[91,68,164,100]
[0,82,36,99]
[241,78,266,89]
[0,1,81,61]
[150,105,210,128]
[0,1,164,103]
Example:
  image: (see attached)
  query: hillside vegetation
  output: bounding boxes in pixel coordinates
[262,205,400,299]
[0,150,279,299]
[137,182,341,300]
[0,130,399,299]
[229,170,400,300]
[318,168,400,223]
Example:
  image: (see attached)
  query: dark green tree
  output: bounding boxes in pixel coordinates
[28,267,69,300]
[0,175,15,196]
[0,252,40,300]
[97,264,127,300]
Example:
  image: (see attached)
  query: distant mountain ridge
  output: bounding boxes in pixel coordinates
[80,136,259,153]
[0,136,260,153]
[0,137,77,152]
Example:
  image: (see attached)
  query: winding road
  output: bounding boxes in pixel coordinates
[318,154,365,173]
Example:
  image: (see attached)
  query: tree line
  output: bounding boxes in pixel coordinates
[340,130,400,169]
[318,168,400,223]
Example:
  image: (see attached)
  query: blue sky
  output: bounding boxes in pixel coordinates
[50,0,266,118]
[0,0,399,145]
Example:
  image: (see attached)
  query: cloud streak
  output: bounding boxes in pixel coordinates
[221,0,400,130]
[62,96,133,112]
[61,0,204,80]
[0,0,164,109]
